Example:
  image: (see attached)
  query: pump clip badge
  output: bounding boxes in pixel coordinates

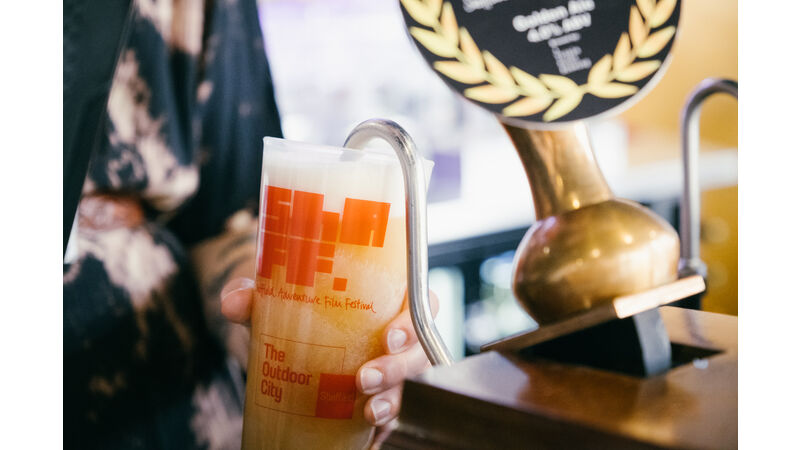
[400,0,681,125]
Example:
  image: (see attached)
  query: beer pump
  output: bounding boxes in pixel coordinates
[379,1,739,448]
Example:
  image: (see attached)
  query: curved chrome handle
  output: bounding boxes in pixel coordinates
[679,78,738,278]
[344,119,454,366]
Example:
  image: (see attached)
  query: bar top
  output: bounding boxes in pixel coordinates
[378,306,737,449]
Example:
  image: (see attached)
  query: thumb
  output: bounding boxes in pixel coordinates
[221,277,255,324]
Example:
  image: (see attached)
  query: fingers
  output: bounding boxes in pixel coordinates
[357,344,430,396]
[220,277,255,324]
[382,290,439,354]
[364,385,403,427]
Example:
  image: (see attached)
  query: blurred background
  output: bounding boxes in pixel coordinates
[256,0,738,359]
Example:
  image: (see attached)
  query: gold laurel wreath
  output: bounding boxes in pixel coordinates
[401,0,677,121]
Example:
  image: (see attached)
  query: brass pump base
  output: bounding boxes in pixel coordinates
[504,123,679,325]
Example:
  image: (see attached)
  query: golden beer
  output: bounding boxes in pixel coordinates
[242,138,425,449]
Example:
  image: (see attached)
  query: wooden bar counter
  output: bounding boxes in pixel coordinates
[376,307,737,449]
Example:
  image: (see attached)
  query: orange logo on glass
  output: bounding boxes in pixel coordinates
[257,185,391,291]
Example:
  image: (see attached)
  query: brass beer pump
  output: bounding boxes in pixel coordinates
[503,123,679,324]
[392,0,715,375]
[460,122,686,377]
[386,1,739,447]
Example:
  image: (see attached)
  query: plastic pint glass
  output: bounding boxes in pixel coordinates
[242,137,431,449]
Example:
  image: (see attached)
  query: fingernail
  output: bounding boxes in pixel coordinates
[387,329,408,354]
[370,399,391,425]
[360,367,384,393]
[221,278,255,302]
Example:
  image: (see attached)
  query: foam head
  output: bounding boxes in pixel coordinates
[262,137,433,216]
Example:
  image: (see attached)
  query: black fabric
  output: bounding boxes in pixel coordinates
[63,225,222,449]
[63,0,134,255]
[63,0,284,448]
[167,0,283,245]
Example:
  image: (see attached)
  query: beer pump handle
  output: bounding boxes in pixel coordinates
[344,119,455,366]
[678,78,738,280]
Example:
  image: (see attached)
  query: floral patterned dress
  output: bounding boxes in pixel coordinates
[63,0,282,448]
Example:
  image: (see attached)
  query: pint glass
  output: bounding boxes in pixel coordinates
[242,137,432,449]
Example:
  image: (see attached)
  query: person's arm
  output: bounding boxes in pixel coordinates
[165,0,282,369]
[189,212,260,368]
